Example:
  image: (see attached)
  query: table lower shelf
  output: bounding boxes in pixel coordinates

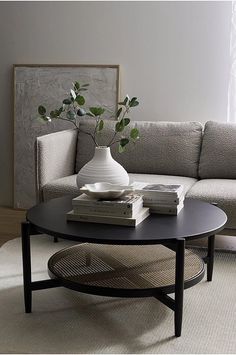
[48,244,205,298]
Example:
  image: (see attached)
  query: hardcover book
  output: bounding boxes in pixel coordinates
[143,194,185,206]
[149,202,184,215]
[73,202,143,218]
[67,207,150,227]
[131,182,183,198]
[72,193,142,210]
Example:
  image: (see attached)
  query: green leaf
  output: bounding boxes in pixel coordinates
[50,109,61,118]
[123,96,129,105]
[116,107,122,118]
[130,128,139,140]
[118,144,126,153]
[89,107,105,116]
[58,106,64,114]
[129,100,139,107]
[124,118,130,126]
[81,83,89,87]
[63,98,72,105]
[120,138,129,146]
[38,105,46,115]
[118,95,130,106]
[74,81,80,90]
[98,119,104,131]
[115,121,124,132]
[66,110,76,120]
[75,95,85,105]
[118,138,129,153]
[78,88,88,91]
[50,110,57,118]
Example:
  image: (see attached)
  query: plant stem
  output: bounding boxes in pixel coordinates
[93,117,100,146]
[58,117,78,128]
[109,139,121,146]
[57,117,98,146]
[107,105,129,147]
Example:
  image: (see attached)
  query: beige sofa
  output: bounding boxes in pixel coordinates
[35,119,236,233]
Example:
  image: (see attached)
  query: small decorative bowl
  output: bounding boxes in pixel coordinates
[80,182,133,200]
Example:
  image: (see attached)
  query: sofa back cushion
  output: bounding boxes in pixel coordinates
[199,121,236,179]
[75,119,203,178]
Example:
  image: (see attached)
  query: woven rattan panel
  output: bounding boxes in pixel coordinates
[48,244,204,290]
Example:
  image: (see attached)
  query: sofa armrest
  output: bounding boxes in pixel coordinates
[35,129,78,202]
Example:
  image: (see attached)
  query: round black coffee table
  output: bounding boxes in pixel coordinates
[22,196,227,337]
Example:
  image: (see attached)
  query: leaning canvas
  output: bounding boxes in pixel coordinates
[13,64,120,209]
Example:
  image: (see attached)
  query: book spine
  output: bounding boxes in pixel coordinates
[150,205,183,215]
[143,196,181,204]
[67,213,136,226]
[73,205,135,217]
[72,195,141,209]
[139,191,180,198]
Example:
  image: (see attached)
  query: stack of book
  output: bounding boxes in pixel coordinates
[132,182,185,215]
[67,193,150,226]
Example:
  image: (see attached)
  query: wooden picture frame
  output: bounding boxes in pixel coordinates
[13,64,120,209]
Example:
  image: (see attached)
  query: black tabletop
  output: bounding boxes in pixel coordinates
[26,196,227,245]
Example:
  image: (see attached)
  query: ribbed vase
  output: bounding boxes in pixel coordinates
[76,146,129,188]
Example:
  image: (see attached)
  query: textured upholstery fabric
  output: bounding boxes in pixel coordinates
[35,129,78,202]
[75,120,203,178]
[43,174,78,202]
[42,173,197,202]
[186,179,235,228]
[199,121,236,178]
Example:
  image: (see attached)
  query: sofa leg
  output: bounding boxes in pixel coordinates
[53,237,58,243]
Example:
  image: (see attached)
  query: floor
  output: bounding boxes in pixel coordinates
[0,207,236,251]
[0,207,26,247]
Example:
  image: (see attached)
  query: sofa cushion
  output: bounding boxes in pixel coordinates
[199,121,236,178]
[75,119,203,178]
[42,173,197,202]
[186,179,235,228]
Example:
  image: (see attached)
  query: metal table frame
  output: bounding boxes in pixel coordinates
[21,220,215,337]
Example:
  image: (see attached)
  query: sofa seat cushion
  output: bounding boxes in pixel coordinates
[129,173,197,195]
[199,121,236,178]
[43,173,197,202]
[186,179,235,228]
[76,119,203,178]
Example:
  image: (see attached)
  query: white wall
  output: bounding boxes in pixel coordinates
[0,1,232,207]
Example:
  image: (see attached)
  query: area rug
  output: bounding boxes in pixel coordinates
[0,235,236,354]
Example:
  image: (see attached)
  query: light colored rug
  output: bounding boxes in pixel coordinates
[0,235,236,354]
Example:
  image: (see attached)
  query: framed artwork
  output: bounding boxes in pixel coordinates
[13,64,120,209]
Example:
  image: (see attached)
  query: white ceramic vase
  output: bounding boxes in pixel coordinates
[76,146,129,188]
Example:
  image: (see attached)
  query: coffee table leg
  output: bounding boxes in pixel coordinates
[207,235,215,282]
[175,238,185,337]
[21,221,32,313]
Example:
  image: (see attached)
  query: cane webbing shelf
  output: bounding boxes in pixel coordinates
[48,244,205,296]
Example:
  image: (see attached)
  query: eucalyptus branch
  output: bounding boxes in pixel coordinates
[109,139,121,146]
[37,82,139,152]
[57,116,98,146]
[79,128,98,146]
[107,105,129,147]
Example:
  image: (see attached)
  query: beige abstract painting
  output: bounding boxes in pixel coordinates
[14,64,119,209]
